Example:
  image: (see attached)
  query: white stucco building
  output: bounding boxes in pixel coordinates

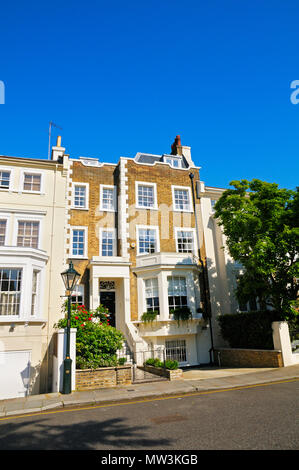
[0,152,68,399]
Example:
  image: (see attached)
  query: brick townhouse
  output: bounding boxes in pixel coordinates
[60,135,236,367]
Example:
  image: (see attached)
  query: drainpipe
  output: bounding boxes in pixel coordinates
[189,173,215,364]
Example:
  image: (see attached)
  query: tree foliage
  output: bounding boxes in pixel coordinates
[214,179,299,319]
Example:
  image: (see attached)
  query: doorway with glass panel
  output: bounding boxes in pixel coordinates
[99,280,116,327]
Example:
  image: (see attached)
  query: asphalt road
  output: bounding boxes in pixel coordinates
[0,380,298,452]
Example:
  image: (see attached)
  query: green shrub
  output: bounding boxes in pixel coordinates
[217,310,284,350]
[55,303,124,369]
[164,360,179,370]
[144,358,163,368]
[144,358,179,370]
[118,357,126,366]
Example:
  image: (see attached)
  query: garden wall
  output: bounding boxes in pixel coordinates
[142,365,183,380]
[76,365,132,391]
[214,348,283,368]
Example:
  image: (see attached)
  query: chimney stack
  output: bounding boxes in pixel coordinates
[51,135,65,161]
[170,135,194,167]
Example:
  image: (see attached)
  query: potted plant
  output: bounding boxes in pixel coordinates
[141,310,159,324]
[170,306,192,326]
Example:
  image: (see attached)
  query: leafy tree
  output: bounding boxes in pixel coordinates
[214,179,299,319]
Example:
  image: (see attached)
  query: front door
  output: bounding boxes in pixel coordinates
[100,291,116,327]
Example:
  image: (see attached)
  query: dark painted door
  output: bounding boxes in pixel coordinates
[100,291,116,327]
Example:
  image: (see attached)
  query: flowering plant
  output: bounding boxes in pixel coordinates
[54,302,124,369]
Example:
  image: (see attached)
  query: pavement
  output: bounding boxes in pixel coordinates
[0,364,299,419]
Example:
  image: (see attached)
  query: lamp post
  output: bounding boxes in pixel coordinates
[60,261,80,394]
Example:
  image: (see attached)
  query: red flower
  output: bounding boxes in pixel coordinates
[81,324,84,327]
[75,316,79,320]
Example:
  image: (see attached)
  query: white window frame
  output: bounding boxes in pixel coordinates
[70,226,88,259]
[164,156,182,168]
[100,185,117,212]
[172,185,193,213]
[144,277,160,314]
[0,213,10,246]
[167,275,189,313]
[71,182,89,210]
[174,227,197,255]
[71,284,85,306]
[135,181,158,210]
[99,228,117,257]
[20,169,44,194]
[0,258,46,323]
[0,167,13,191]
[136,225,160,255]
[12,214,43,250]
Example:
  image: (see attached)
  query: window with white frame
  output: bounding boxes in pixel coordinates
[101,229,116,256]
[73,183,88,209]
[100,186,116,211]
[23,173,41,192]
[0,268,22,316]
[137,227,159,254]
[164,157,181,168]
[17,221,39,249]
[173,187,192,212]
[71,228,87,257]
[167,276,188,312]
[176,229,195,253]
[144,278,159,313]
[165,339,187,363]
[71,284,84,306]
[0,170,10,190]
[0,220,7,245]
[31,270,39,316]
[136,182,157,209]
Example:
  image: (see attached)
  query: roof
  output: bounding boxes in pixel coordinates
[135,152,189,168]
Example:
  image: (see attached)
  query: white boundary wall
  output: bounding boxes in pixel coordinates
[272,322,299,366]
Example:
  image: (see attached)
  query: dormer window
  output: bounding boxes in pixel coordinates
[164,156,182,168]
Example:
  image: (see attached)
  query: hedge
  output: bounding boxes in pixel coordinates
[217,311,284,350]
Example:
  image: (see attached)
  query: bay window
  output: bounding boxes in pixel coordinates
[167,276,188,312]
[0,268,22,316]
[144,278,160,313]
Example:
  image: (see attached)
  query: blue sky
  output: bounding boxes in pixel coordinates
[0,0,298,190]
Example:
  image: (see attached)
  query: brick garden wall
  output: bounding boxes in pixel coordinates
[214,348,283,368]
[142,364,183,380]
[76,366,132,390]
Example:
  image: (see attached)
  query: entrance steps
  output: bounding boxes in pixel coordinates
[117,340,134,365]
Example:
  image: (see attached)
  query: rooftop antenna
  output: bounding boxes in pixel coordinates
[48,121,63,159]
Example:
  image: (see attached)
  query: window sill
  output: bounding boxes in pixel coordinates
[173,208,194,213]
[135,206,158,211]
[0,318,47,324]
[70,206,89,211]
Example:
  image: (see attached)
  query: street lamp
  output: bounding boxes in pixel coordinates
[60,261,80,394]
